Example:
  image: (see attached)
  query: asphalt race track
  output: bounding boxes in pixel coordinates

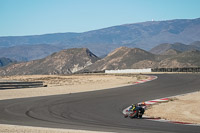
[0,74,200,133]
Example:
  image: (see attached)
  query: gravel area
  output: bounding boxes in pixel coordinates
[145,91,200,124]
[0,124,114,133]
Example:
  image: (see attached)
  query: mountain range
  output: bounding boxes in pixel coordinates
[83,47,200,72]
[0,18,200,61]
[1,46,200,76]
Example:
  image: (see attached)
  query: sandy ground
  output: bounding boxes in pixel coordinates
[0,74,147,100]
[0,74,147,133]
[0,124,115,133]
[145,91,200,124]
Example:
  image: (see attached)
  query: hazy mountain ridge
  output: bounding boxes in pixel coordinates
[0,33,80,47]
[1,18,200,60]
[0,57,16,67]
[0,44,62,61]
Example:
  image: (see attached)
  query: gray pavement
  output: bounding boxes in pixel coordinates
[0,74,200,133]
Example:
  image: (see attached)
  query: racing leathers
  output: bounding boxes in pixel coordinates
[129,104,137,112]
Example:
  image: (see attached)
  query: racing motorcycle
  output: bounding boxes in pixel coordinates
[124,104,146,119]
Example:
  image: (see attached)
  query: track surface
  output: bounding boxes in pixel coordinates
[0,74,200,133]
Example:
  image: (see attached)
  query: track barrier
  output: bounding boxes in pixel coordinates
[105,67,200,73]
[0,81,44,90]
[151,67,200,72]
[105,68,152,73]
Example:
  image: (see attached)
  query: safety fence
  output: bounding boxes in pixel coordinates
[105,67,200,74]
[0,81,44,90]
[75,70,105,74]
[151,67,200,72]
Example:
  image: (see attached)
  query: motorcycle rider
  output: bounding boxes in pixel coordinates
[129,103,145,116]
[129,102,145,111]
[129,104,137,112]
[137,103,145,114]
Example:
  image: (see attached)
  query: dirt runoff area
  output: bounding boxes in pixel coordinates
[145,91,200,124]
[0,74,147,133]
[0,124,115,133]
[0,74,147,100]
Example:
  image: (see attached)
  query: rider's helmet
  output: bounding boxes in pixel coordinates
[141,102,145,105]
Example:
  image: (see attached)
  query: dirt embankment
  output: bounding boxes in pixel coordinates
[145,91,200,124]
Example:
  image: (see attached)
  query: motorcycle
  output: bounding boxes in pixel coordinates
[124,104,146,119]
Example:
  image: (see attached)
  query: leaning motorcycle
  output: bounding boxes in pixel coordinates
[124,106,145,119]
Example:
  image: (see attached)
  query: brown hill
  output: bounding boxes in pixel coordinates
[132,49,200,68]
[0,48,99,76]
[158,50,200,68]
[161,49,181,55]
[83,47,156,71]
[83,47,200,72]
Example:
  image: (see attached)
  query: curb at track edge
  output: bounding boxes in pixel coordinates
[122,75,200,126]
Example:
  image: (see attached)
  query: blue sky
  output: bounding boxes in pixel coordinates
[1,0,200,36]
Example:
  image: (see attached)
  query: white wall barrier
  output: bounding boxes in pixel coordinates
[105,68,152,74]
